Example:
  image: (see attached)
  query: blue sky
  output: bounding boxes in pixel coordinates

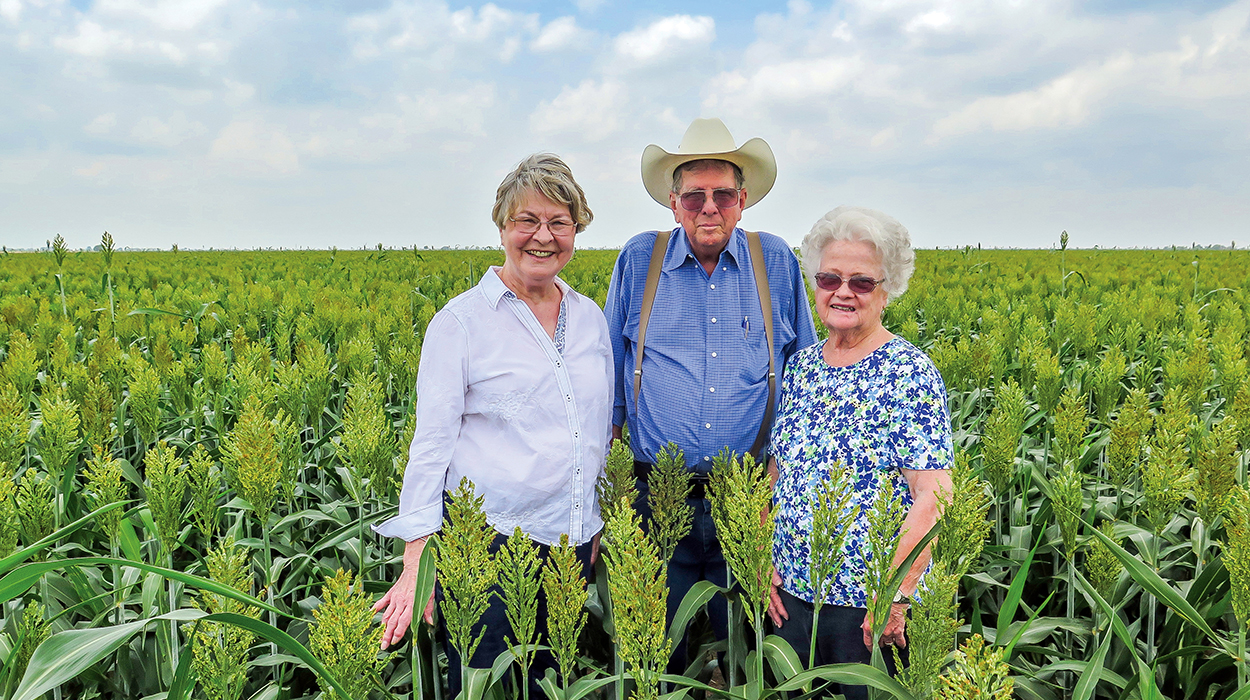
[2,0,1248,250]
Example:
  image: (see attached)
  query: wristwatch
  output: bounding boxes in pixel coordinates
[892,590,912,606]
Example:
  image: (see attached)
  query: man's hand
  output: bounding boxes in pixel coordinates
[612,425,622,442]
[767,568,789,627]
[373,537,436,650]
[861,603,909,649]
[591,531,602,565]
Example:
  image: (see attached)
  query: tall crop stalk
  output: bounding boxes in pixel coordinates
[145,442,187,685]
[864,477,906,651]
[52,235,69,319]
[340,371,395,579]
[310,569,391,700]
[543,534,587,692]
[100,231,116,335]
[604,504,670,700]
[647,442,692,563]
[807,462,858,670]
[708,449,774,700]
[497,527,541,700]
[598,439,638,526]
[439,478,498,693]
[222,393,282,673]
[1225,486,1250,688]
[84,448,127,624]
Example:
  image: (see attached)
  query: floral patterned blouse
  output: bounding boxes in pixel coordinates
[770,337,953,608]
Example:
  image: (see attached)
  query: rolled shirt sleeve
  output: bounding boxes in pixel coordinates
[372,310,468,541]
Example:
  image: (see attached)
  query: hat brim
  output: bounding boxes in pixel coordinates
[641,137,776,209]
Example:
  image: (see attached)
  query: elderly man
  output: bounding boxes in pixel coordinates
[605,118,818,673]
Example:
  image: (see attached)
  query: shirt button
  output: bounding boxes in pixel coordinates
[710,284,716,290]
[565,395,571,402]
[722,266,727,271]
[705,456,711,462]
[705,423,711,429]
[709,387,715,392]
[556,361,561,367]
[711,352,717,358]
[575,503,581,509]
[574,432,579,438]
[711,317,717,323]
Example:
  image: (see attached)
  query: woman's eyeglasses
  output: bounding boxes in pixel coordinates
[678,188,741,212]
[509,216,576,236]
[813,273,885,294]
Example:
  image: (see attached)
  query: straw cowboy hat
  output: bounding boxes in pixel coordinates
[640,117,777,209]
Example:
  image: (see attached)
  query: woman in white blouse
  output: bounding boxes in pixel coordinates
[372,153,613,693]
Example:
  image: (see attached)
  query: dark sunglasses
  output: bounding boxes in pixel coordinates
[678,188,741,212]
[814,273,885,294]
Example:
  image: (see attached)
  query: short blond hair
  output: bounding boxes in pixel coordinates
[491,153,593,233]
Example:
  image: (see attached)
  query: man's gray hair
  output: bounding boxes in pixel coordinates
[799,206,915,302]
[670,159,746,194]
[492,153,593,232]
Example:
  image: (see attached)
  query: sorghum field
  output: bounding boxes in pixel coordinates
[1,233,1248,700]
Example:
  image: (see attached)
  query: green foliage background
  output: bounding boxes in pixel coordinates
[1,242,1249,698]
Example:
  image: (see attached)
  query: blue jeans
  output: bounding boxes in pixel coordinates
[772,589,905,700]
[635,478,728,675]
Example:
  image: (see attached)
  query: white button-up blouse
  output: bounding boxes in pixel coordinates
[372,267,613,546]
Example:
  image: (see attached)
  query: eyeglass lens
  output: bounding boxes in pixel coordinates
[815,273,880,294]
[513,217,574,235]
[679,188,740,212]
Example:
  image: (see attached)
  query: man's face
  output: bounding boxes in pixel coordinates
[669,162,746,263]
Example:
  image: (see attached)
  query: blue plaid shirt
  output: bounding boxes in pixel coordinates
[605,227,818,472]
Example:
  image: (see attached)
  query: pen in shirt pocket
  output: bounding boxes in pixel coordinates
[742,316,749,339]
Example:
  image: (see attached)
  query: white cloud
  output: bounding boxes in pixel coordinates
[532,16,589,53]
[905,9,953,33]
[95,0,230,32]
[209,119,299,175]
[1,0,21,23]
[348,1,538,63]
[572,0,604,13]
[54,20,194,63]
[530,79,627,142]
[85,113,118,135]
[55,21,134,58]
[614,15,714,64]
[931,54,1135,138]
[711,55,863,107]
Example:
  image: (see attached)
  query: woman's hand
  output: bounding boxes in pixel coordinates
[767,568,789,627]
[861,603,909,649]
[373,537,436,650]
[591,531,602,565]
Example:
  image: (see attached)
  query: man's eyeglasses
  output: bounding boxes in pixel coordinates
[813,273,885,294]
[509,216,576,236]
[678,188,741,212]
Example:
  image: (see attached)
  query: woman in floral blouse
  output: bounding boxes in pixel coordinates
[765,205,953,700]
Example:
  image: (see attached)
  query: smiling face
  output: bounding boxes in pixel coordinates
[499,190,575,291]
[669,161,745,264]
[814,238,889,337]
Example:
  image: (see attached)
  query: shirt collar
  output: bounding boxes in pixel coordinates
[663,227,745,272]
[480,267,575,309]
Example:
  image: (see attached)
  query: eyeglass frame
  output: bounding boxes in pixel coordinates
[508,215,577,236]
[676,187,743,212]
[813,272,886,294]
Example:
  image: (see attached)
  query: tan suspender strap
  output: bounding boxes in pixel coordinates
[632,229,774,460]
[633,230,670,406]
[746,231,776,459]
